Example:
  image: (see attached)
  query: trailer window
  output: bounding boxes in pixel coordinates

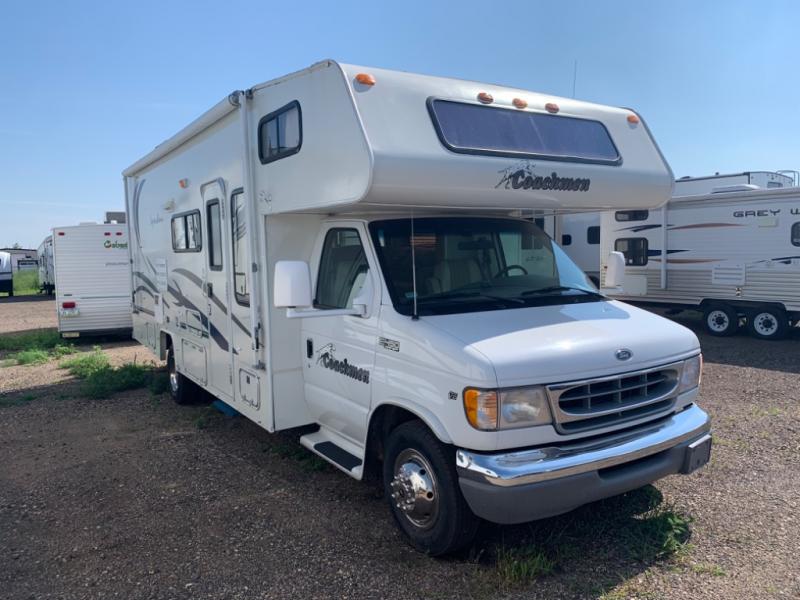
[428,99,620,165]
[615,210,649,222]
[171,211,201,252]
[587,226,600,245]
[615,237,648,266]
[207,200,222,270]
[231,190,249,305]
[258,100,302,165]
[315,229,369,310]
[792,222,800,247]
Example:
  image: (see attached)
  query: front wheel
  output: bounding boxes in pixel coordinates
[747,307,789,340]
[383,421,479,555]
[166,347,194,404]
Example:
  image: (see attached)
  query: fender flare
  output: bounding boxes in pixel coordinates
[369,398,454,445]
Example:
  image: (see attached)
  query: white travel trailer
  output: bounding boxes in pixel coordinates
[0,251,12,297]
[601,187,800,339]
[53,221,133,337]
[38,235,55,295]
[124,60,711,554]
[674,170,796,197]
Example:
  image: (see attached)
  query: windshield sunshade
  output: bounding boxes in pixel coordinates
[428,99,621,165]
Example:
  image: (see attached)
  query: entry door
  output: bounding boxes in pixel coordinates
[201,180,234,399]
[301,225,379,446]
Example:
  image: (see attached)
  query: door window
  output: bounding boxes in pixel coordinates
[315,229,369,309]
[615,237,649,266]
[207,200,222,270]
[792,222,800,247]
[231,191,249,305]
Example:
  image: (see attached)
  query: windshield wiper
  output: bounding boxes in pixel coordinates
[421,291,525,306]
[521,285,603,298]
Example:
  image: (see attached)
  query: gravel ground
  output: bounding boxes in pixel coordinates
[0,298,798,599]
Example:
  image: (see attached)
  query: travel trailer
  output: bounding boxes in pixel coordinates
[124,60,711,554]
[53,219,132,337]
[674,170,797,197]
[0,251,12,297]
[37,235,55,295]
[601,186,800,339]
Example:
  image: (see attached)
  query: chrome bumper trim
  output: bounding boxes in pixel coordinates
[456,403,710,488]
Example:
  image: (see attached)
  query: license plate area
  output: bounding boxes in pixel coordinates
[682,434,712,474]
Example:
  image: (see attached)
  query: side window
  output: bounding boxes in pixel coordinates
[171,211,201,252]
[615,210,649,222]
[258,101,302,164]
[615,238,648,266]
[315,229,369,309]
[561,234,572,246]
[231,191,249,305]
[792,222,800,247]
[207,200,222,270]
[587,226,600,245]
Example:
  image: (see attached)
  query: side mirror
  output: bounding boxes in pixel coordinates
[274,261,312,308]
[604,251,626,288]
[350,270,374,318]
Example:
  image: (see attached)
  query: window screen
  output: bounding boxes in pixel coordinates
[171,211,201,252]
[792,222,800,247]
[615,238,648,266]
[258,101,302,164]
[428,99,620,165]
[315,229,369,309]
[587,226,600,245]
[231,191,249,305]
[615,210,649,222]
[207,200,222,270]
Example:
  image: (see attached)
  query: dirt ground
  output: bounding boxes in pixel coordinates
[0,297,798,599]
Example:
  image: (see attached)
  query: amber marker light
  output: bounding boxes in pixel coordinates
[545,102,560,114]
[627,114,640,124]
[477,92,494,104]
[512,97,528,109]
[355,73,376,86]
[463,388,498,430]
[178,178,189,189]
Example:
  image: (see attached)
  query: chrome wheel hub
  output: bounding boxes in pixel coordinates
[169,364,179,393]
[390,449,439,529]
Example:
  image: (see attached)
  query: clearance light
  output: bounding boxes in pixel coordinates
[116,232,123,236]
[512,97,528,109]
[178,178,189,189]
[545,102,560,114]
[477,92,494,104]
[355,73,376,86]
[58,232,65,236]
[62,301,76,309]
[627,114,640,124]
[104,232,111,236]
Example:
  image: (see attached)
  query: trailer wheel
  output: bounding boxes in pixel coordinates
[383,421,479,556]
[166,348,194,405]
[702,304,739,337]
[746,307,789,340]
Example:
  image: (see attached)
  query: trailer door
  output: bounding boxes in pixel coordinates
[202,180,234,399]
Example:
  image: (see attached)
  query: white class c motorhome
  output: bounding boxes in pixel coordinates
[124,60,711,555]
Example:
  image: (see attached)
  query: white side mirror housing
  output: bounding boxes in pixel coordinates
[274,261,312,308]
[350,271,374,318]
[604,251,626,288]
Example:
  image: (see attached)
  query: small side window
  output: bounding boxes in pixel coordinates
[587,226,600,245]
[258,101,302,164]
[315,229,369,309]
[615,210,649,222]
[615,237,648,266]
[207,200,222,270]
[561,234,572,246]
[171,211,201,252]
[231,191,249,305]
[792,222,800,247]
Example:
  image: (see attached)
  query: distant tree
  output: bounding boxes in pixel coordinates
[12,243,21,249]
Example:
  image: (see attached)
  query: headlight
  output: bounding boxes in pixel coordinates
[464,386,552,431]
[679,354,702,393]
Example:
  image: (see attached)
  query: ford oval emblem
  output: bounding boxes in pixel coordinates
[616,348,633,361]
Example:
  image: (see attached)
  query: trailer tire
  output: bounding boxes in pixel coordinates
[746,307,789,340]
[166,348,194,405]
[702,304,739,337]
[383,420,479,556]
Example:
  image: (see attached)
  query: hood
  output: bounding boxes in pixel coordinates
[425,300,699,386]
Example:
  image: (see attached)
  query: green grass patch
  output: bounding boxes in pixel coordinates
[59,347,110,378]
[13,349,50,365]
[494,544,556,586]
[263,440,330,472]
[13,270,39,295]
[59,348,166,399]
[622,505,692,562]
[0,392,37,408]
[0,336,78,366]
[0,329,63,352]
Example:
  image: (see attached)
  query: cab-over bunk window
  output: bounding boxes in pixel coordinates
[258,100,302,164]
[171,210,201,252]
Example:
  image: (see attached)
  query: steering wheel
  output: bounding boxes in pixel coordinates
[493,264,528,278]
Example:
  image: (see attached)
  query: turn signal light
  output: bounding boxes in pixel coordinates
[477,92,494,104]
[545,102,559,114]
[463,388,498,430]
[355,73,376,86]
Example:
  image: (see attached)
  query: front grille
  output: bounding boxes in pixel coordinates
[547,363,681,433]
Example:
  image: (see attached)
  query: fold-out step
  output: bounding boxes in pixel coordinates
[300,430,364,479]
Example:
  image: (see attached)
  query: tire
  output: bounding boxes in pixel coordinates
[383,421,479,556]
[166,347,194,405]
[746,307,789,340]
[702,304,739,337]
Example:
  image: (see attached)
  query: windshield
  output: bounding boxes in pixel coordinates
[369,217,602,316]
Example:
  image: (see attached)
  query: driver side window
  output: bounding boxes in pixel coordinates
[315,229,369,309]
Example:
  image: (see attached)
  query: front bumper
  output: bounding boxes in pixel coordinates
[456,403,711,524]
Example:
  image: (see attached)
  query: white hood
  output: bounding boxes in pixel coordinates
[425,300,699,386]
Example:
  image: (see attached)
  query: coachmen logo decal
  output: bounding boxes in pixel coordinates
[496,160,591,192]
[104,241,129,249]
[316,343,370,384]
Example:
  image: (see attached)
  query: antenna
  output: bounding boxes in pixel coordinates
[572,60,578,98]
[410,212,419,320]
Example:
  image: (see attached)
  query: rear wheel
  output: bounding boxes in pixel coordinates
[383,421,479,556]
[746,307,789,340]
[702,304,739,337]
[166,347,194,404]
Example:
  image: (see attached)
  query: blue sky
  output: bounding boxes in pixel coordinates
[1,0,798,248]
